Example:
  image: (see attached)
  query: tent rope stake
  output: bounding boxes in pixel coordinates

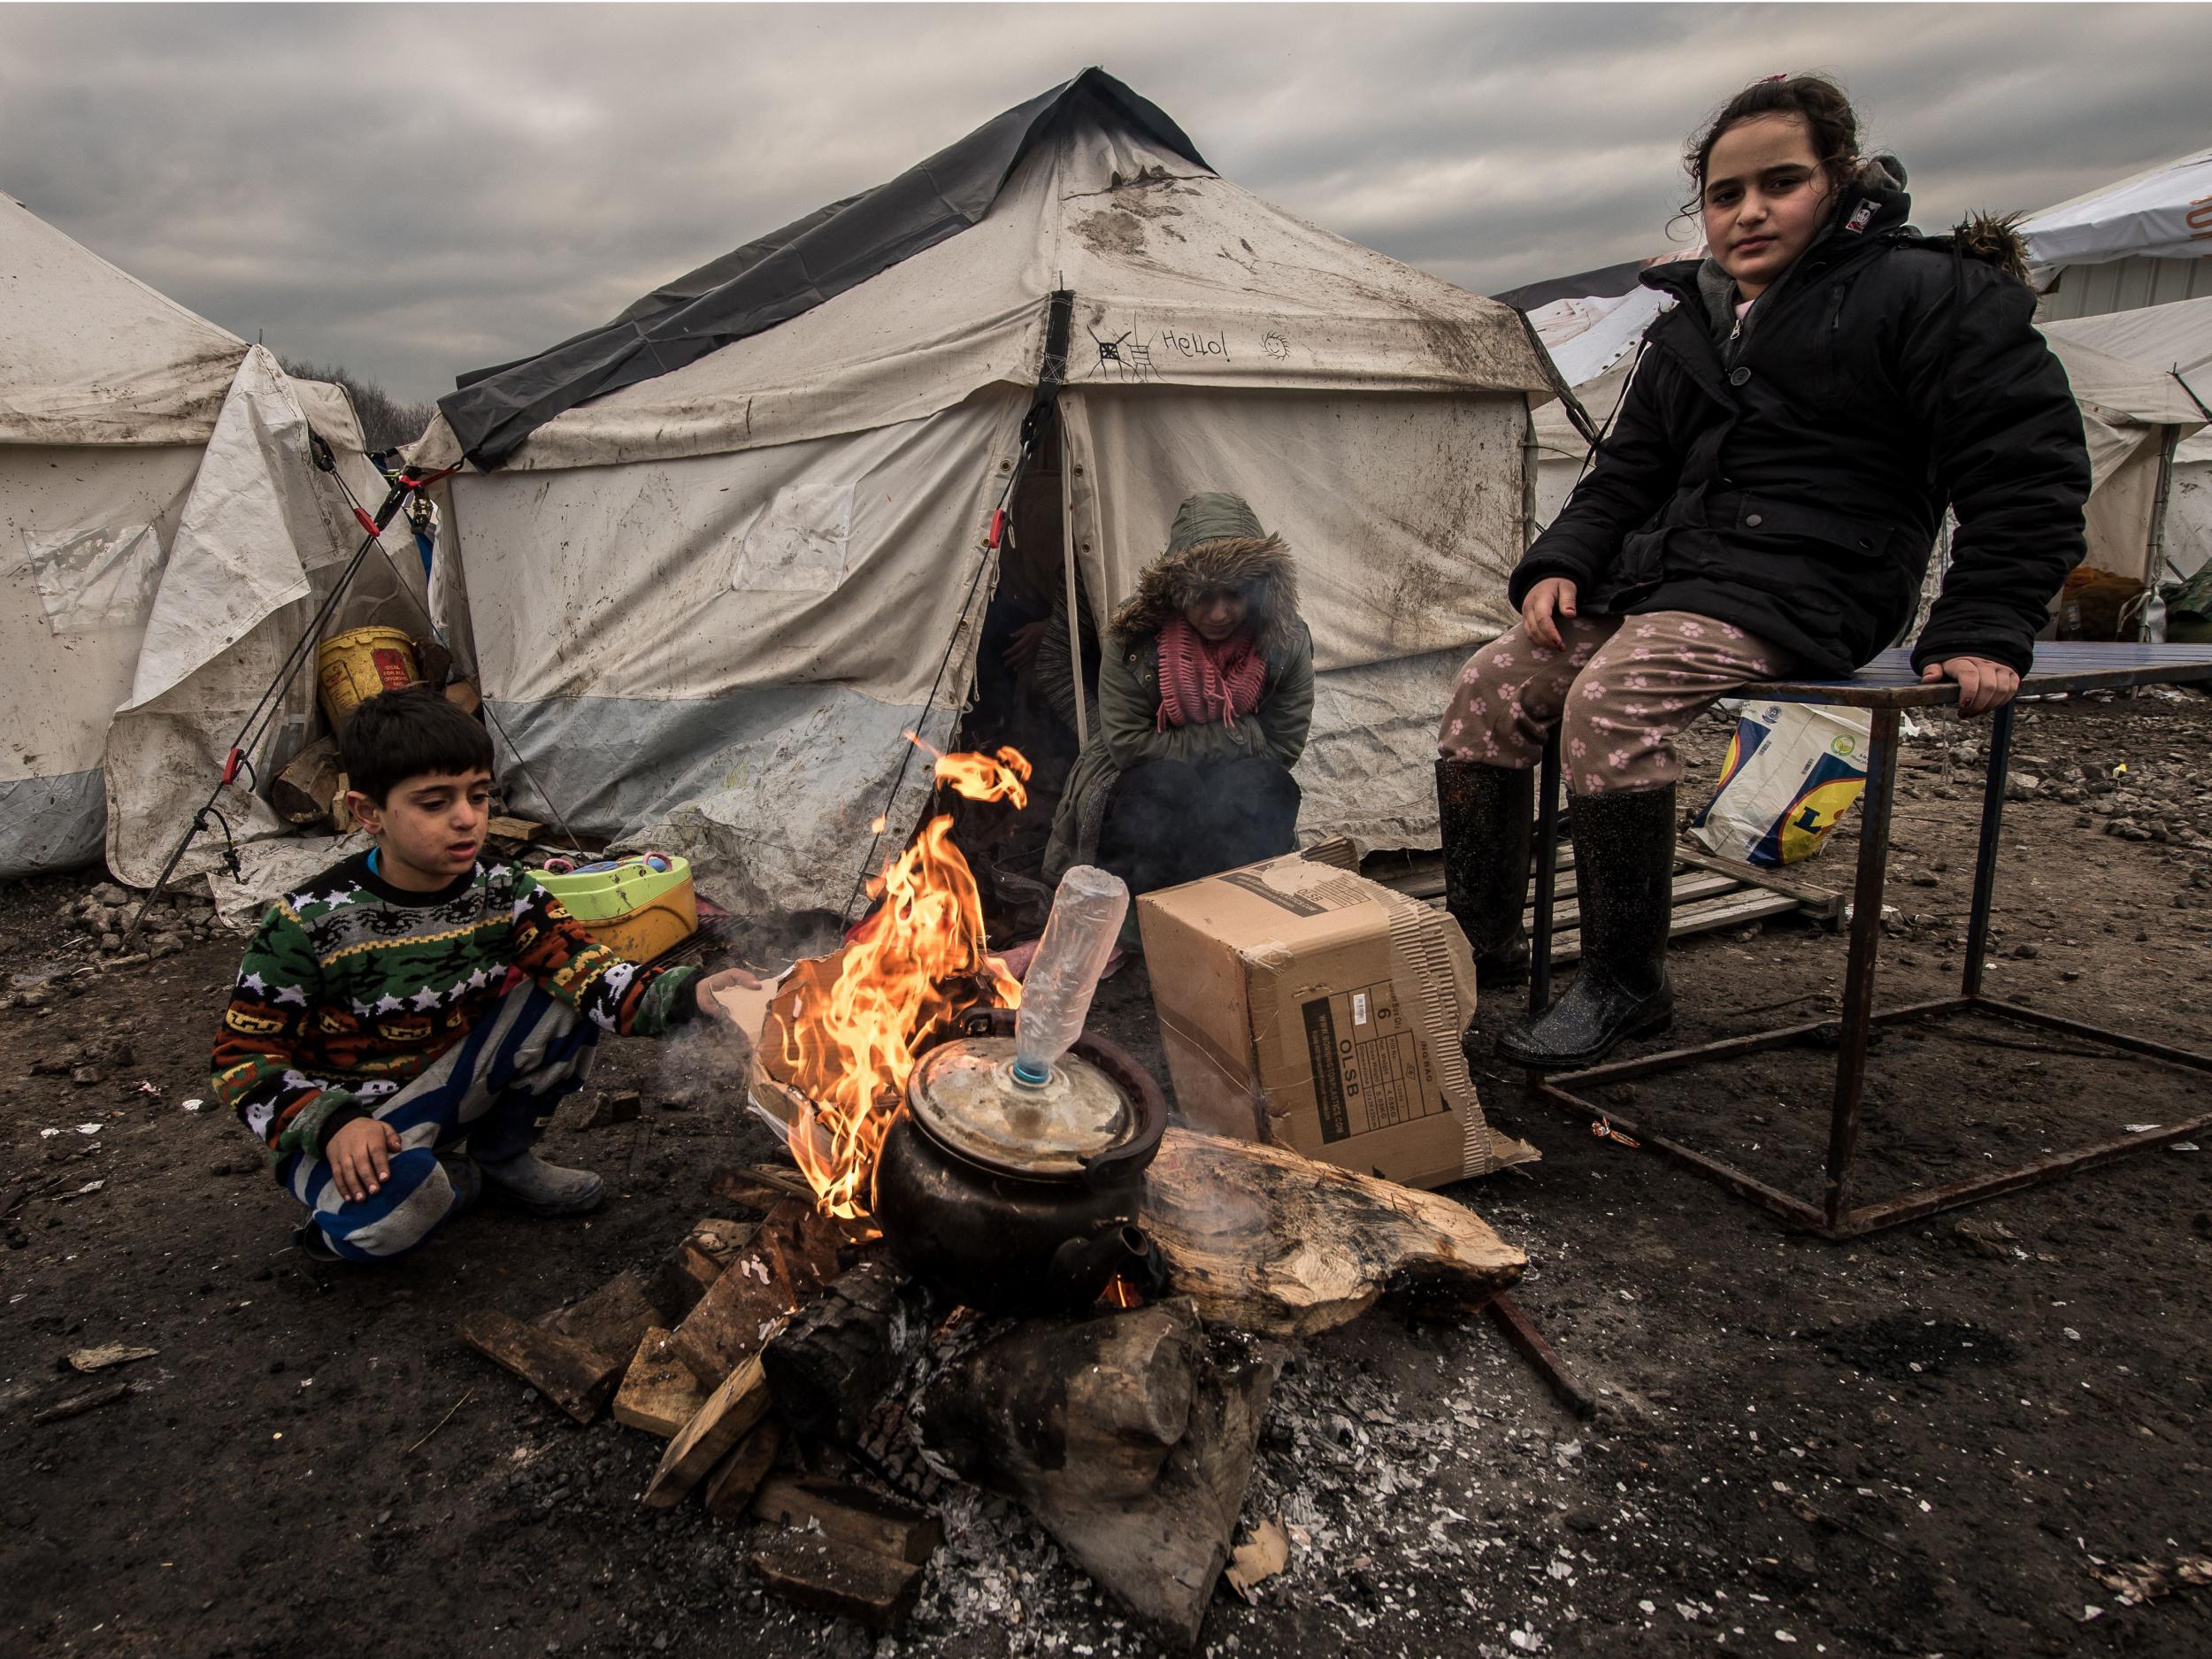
[837,289,1077,928]
[122,457,460,949]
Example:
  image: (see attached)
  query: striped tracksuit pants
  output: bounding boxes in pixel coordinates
[282,985,599,1261]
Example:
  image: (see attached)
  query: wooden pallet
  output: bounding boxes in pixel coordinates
[1368,841,1840,966]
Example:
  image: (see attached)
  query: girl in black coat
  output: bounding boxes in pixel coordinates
[1439,73,2090,1069]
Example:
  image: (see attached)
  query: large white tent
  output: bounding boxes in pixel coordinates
[415,70,1553,918]
[2023,145,2212,321]
[1,196,422,886]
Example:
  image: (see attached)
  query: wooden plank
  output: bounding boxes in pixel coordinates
[457,1310,623,1425]
[703,1419,783,1519]
[611,1327,707,1438]
[1671,843,1843,920]
[1536,888,1802,965]
[641,1356,772,1510]
[680,1218,757,1290]
[749,1535,923,1632]
[668,1200,840,1386]
[485,813,542,843]
[1509,870,1738,934]
[537,1269,666,1364]
[752,1475,943,1565]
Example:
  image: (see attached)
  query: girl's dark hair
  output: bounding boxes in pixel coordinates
[1682,73,1861,214]
[339,684,495,803]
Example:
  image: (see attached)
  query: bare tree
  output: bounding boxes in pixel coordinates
[279,358,437,453]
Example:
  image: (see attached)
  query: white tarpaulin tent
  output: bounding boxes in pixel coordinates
[2023,145,2212,321]
[1,196,422,886]
[2042,295,2212,579]
[415,70,1552,918]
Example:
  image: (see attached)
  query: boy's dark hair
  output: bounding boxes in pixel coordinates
[339,686,494,803]
[1683,73,1862,211]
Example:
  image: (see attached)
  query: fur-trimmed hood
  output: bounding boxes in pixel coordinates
[1107,495,1302,664]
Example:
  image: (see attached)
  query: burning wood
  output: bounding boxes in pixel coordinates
[764,741,1031,1221]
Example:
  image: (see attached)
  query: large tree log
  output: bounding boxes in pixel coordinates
[912,1300,1277,1650]
[913,1302,1198,1508]
[1139,1128,1525,1338]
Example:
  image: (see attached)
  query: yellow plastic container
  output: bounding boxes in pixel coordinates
[317,626,421,728]
[534,856,699,962]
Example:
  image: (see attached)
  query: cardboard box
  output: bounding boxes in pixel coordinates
[1137,845,1539,1190]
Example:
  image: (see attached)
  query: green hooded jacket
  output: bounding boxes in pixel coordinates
[1044,493,1313,879]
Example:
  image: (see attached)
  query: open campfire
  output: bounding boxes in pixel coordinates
[770,739,1031,1222]
[457,743,1529,1647]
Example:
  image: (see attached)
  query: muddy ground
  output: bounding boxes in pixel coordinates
[4,689,2209,1659]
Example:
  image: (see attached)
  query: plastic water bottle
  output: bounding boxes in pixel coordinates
[1011,865,1129,1087]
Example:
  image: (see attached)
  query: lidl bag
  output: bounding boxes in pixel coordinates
[1688,703,1871,867]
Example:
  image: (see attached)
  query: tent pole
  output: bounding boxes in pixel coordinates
[1062,419,1087,750]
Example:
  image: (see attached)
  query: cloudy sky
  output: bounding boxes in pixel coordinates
[6,3,2207,404]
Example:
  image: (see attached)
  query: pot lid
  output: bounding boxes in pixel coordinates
[906,1035,1133,1177]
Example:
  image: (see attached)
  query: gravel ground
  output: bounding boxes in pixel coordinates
[3,690,2209,1658]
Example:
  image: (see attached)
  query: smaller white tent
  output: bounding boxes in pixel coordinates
[2023,145,2212,321]
[0,195,424,887]
[2041,296,2212,579]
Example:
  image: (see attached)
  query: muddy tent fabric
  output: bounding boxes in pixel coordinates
[415,69,1552,918]
[2041,296,2212,579]
[0,196,420,884]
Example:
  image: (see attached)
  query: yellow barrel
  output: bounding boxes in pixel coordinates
[316,626,422,728]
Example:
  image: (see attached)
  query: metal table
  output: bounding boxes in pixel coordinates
[1525,642,2212,1239]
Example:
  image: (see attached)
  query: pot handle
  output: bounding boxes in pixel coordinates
[1079,1096,1164,1188]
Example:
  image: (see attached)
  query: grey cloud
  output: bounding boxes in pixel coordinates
[5,4,2207,403]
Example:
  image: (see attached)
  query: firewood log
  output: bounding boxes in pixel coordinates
[1138,1127,1525,1338]
[760,1259,937,1450]
[913,1301,1199,1508]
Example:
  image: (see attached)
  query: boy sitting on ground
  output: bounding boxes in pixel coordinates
[211,686,752,1262]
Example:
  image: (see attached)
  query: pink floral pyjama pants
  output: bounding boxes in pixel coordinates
[1438,611,1794,795]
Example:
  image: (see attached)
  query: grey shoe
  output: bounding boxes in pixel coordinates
[473,1149,604,1217]
[441,1153,483,1216]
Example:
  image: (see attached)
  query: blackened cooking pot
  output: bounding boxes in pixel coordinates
[871,1007,1165,1314]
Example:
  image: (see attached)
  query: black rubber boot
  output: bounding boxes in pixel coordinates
[1436,758,1534,988]
[1498,785,1676,1070]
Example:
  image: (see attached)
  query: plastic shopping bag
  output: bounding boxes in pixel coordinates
[1688,703,1870,867]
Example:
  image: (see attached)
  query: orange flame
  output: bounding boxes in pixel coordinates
[779,741,1028,1220]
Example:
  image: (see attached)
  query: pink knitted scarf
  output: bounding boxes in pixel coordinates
[1155,616,1267,732]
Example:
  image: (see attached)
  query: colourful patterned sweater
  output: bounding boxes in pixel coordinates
[211,852,699,1162]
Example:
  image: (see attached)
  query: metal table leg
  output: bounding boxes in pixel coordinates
[1820,707,1901,1230]
[1961,702,2016,999]
[1530,730,1563,1018]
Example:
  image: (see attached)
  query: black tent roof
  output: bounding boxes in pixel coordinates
[1489,256,1652,314]
[439,68,1206,470]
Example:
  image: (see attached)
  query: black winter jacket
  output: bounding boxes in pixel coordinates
[1514,165,2090,677]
